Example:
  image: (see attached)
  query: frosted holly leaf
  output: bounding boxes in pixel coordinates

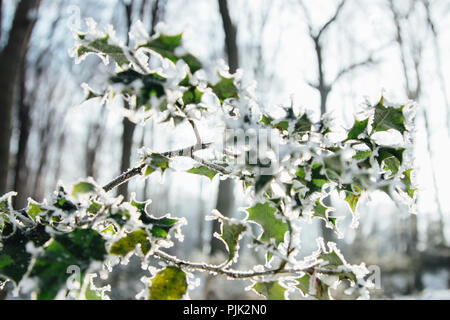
[252,281,286,300]
[246,202,289,246]
[347,118,369,141]
[296,274,330,300]
[0,192,15,214]
[140,33,183,63]
[29,229,107,300]
[0,225,50,285]
[109,207,132,228]
[110,229,151,257]
[354,150,372,161]
[77,35,130,67]
[296,163,328,196]
[71,181,96,198]
[255,175,274,194]
[131,198,180,239]
[211,74,238,103]
[261,114,289,133]
[27,202,45,221]
[148,267,187,300]
[142,153,170,176]
[180,53,202,74]
[215,215,246,264]
[401,169,416,199]
[293,113,313,137]
[187,165,219,181]
[372,98,407,134]
[312,199,339,234]
[110,70,166,107]
[182,87,203,106]
[316,243,359,284]
[0,192,16,233]
[377,147,405,177]
[342,185,362,213]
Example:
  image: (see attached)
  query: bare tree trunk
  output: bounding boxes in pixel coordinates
[13,51,31,208]
[210,0,239,255]
[388,0,424,292]
[0,0,41,195]
[118,0,163,198]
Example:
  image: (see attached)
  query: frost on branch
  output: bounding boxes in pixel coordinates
[0,18,417,300]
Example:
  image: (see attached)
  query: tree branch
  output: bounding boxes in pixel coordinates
[102,143,220,192]
[153,249,341,279]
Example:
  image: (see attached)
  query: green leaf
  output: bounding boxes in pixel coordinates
[72,182,96,197]
[372,99,407,134]
[377,147,405,176]
[401,169,416,198]
[252,281,286,300]
[343,185,362,213]
[147,216,180,239]
[246,203,288,246]
[217,219,246,263]
[255,175,273,194]
[312,199,338,231]
[212,74,238,102]
[347,118,369,140]
[141,33,182,62]
[0,225,50,285]
[149,267,187,300]
[187,166,218,181]
[143,153,170,176]
[181,54,202,73]
[110,229,151,257]
[83,36,130,66]
[182,87,203,105]
[296,274,330,300]
[354,150,372,161]
[294,114,312,137]
[131,198,180,239]
[27,202,45,220]
[29,229,107,300]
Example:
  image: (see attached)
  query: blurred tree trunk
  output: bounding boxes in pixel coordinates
[388,0,424,292]
[118,0,163,198]
[117,1,135,198]
[210,0,239,255]
[0,0,41,195]
[13,50,31,208]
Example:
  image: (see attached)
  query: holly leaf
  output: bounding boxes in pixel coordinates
[140,33,182,62]
[217,218,246,264]
[255,175,273,194]
[246,203,288,246]
[78,36,129,66]
[110,229,151,257]
[149,267,187,300]
[296,274,330,300]
[181,54,202,73]
[72,182,96,197]
[401,169,416,199]
[252,281,286,300]
[0,225,50,285]
[342,185,362,213]
[187,166,218,181]
[347,118,369,141]
[294,113,312,137]
[29,229,107,300]
[372,99,406,134]
[377,147,405,176]
[212,74,238,102]
[143,153,170,176]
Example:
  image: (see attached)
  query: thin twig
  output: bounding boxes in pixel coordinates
[153,249,340,279]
